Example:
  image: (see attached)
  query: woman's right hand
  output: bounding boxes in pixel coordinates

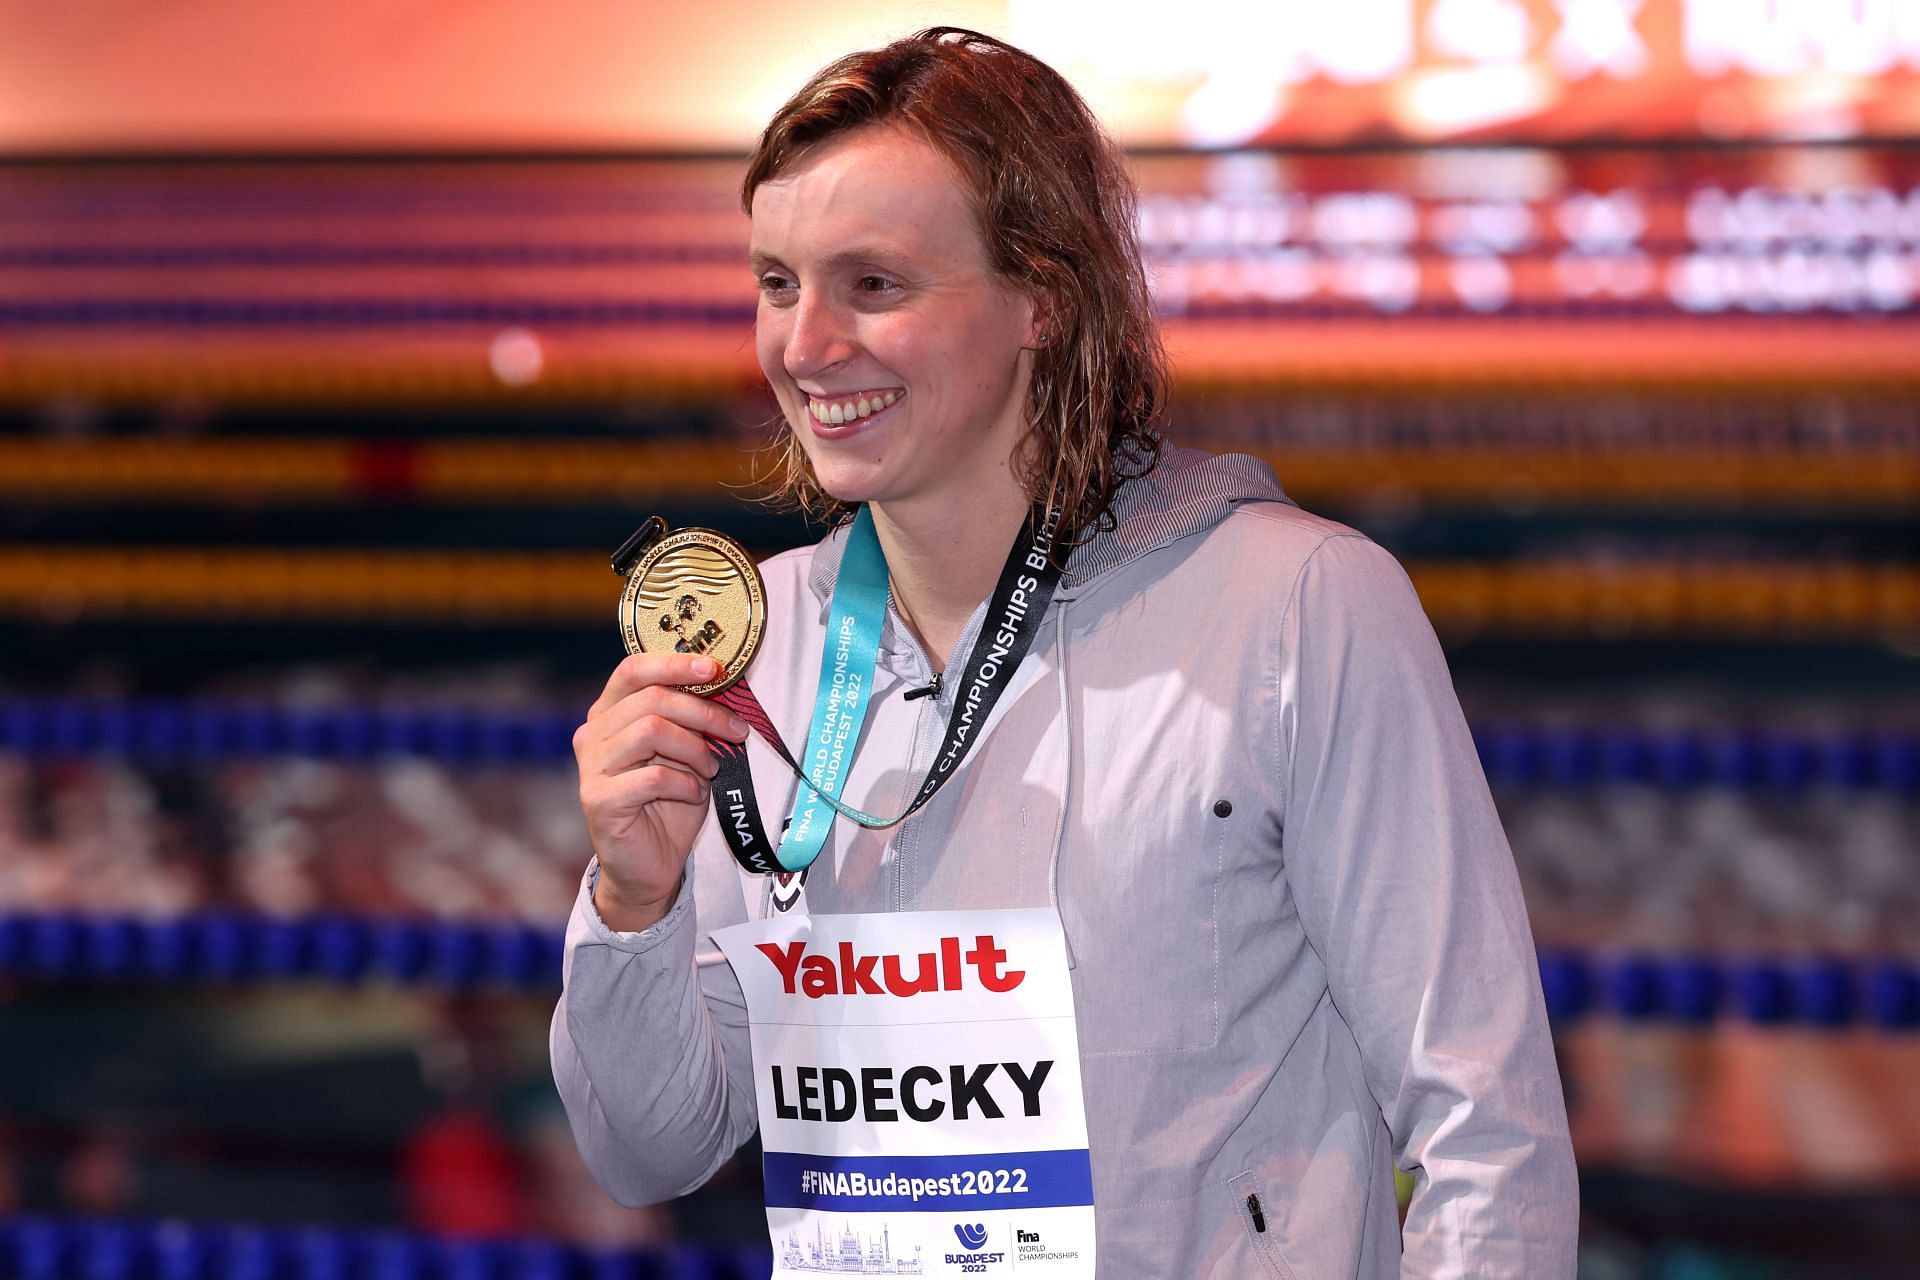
[574,652,751,931]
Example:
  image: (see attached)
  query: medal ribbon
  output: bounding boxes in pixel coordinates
[772,504,888,870]
[707,505,1062,875]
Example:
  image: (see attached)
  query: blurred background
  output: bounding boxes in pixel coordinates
[1,2,1917,1277]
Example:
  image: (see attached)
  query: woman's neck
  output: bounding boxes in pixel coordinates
[868,484,1031,673]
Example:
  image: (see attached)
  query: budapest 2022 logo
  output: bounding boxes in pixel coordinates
[947,1223,1003,1271]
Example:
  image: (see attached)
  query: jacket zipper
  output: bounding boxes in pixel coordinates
[1230,1175,1299,1280]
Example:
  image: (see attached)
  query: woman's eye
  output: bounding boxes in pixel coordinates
[856,275,898,294]
[758,273,796,297]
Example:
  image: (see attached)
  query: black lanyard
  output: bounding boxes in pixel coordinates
[707,511,1063,875]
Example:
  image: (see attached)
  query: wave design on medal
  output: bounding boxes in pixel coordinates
[631,546,738,607]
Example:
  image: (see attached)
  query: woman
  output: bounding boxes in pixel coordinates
[554,28,1576,1277]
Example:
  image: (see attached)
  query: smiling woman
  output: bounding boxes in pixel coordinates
[554,27,1577,1280]
[746,124,1043,633]
[740,29,1167,552]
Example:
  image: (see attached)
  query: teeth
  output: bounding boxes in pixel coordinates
[810,391,900,424]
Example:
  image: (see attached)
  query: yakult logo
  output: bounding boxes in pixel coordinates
[755,934,1025,999]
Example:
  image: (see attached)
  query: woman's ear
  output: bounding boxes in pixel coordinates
[1023,286,1063,352]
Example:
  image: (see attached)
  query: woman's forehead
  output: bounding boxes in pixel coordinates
[748,126,987,264]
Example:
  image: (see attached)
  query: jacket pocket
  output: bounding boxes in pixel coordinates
[1228,1171,1300,1280]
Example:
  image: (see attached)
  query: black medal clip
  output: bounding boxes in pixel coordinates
[610,516,669,578]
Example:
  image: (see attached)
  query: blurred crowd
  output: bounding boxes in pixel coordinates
[0,753,588,926]
[3,681,1915,962]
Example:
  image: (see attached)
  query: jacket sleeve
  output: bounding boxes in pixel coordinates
[547,832,760,1206]
[1277,533,1578,1278]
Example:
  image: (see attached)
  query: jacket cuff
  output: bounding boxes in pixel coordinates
[571,857,692,955]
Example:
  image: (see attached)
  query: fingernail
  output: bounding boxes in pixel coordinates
[693,657,720,678]
[728,717,750,737]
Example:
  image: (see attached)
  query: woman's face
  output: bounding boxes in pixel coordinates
[749,125,1039,521]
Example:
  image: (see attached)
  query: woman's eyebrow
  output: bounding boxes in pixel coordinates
[749,245,917,275]
[820,245,911,271]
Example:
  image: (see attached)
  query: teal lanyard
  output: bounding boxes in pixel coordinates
[729,504,1063,875]
[776,505,890,871]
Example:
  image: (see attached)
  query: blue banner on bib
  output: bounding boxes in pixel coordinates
[763,1148,1095,1212]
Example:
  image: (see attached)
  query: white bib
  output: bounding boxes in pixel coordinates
[716,908,1097,1278]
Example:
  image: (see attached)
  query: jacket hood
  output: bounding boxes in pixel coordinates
[804,447,1291,604]
[1060,446,1291,591]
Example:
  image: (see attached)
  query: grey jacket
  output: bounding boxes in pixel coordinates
[551,449,1578,1277]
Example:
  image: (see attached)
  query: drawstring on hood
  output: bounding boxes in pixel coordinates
[1048,597,1074,966]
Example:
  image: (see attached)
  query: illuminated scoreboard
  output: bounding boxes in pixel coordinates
[1011,0,1920,146]
[1135,148,1920,319]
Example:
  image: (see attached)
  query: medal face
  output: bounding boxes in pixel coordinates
[618,528,765,695]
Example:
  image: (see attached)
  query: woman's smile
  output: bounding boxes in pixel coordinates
[805,389,903,431]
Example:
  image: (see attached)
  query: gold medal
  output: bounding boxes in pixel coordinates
[614,519,766,696]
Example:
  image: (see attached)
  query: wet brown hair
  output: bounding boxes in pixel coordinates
[741,26,1166,544]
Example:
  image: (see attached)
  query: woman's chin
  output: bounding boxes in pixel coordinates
[809,462,893,509]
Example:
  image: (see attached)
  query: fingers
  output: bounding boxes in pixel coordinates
[589,652,724,718]
[576,658,752,791]
[582,760,710,813]
[586,680,749,747]
[595,710,723,781]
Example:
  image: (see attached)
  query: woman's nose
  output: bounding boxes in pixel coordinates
[783,293,855,378]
